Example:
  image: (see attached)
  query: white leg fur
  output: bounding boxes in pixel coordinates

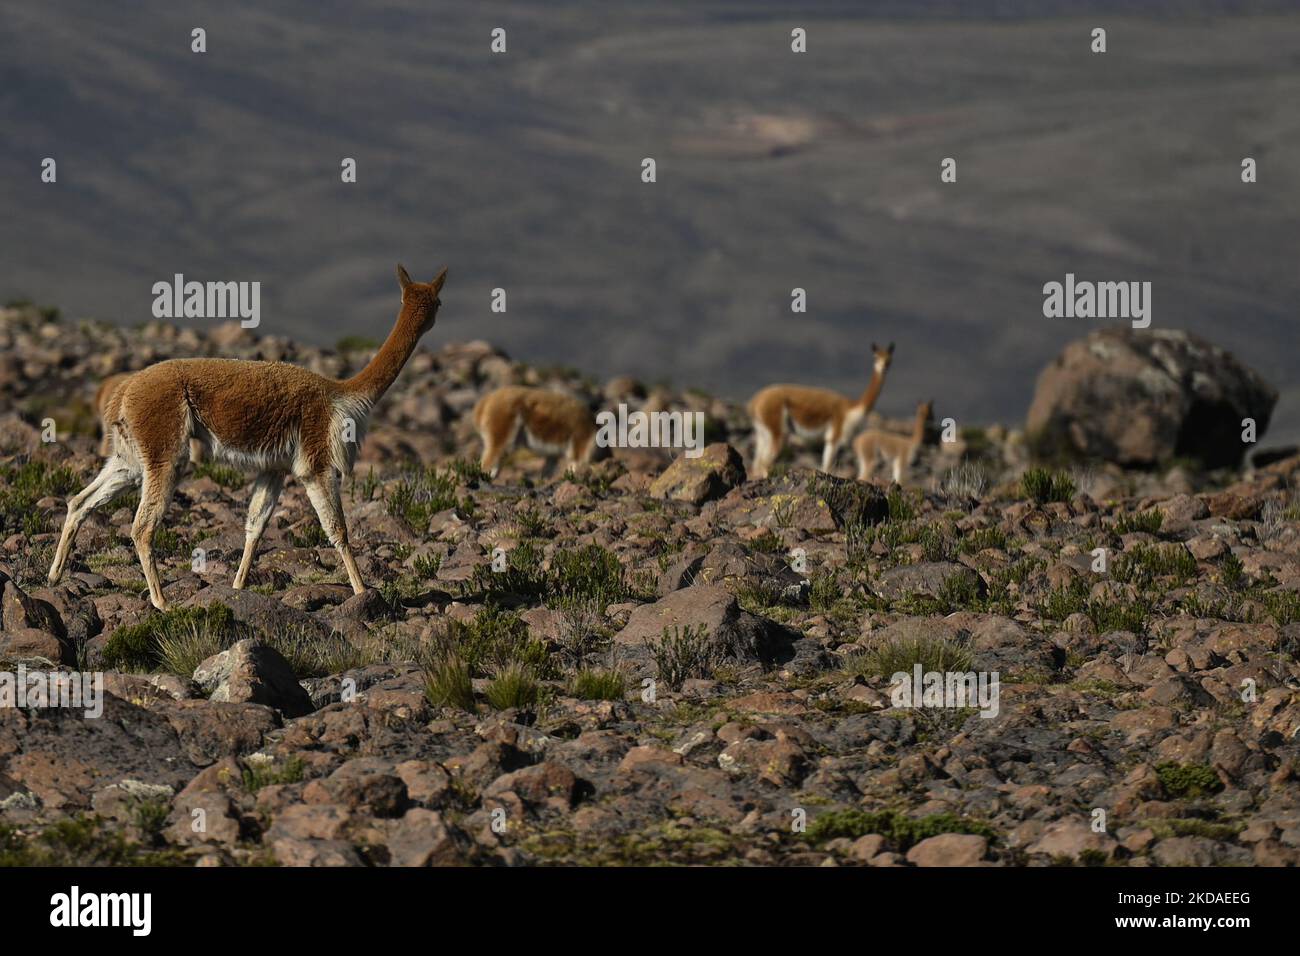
[232,471,284,589]
[132,464,180,610]
[48,456,138,584]
[301,471,366,594]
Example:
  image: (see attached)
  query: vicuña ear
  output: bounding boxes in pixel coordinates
[397,264,413,290]
[430,266,448,293]
[888,342,896,354]
[871,342,878,352]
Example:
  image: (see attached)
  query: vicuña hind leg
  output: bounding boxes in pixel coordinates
[821,438,839,473]
[301,471,366,594]
[232,471,284,590]
[753,421,780,479]
[48,456,138,585]
[132,463,180,610]
[480,438,504,479]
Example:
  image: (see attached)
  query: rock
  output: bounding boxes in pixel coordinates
[1155,493,1209,533]
[304,758,408,817]
[613,585,796,666]
[0,628,68,664]
[330,588,390,623]
[649,443,745,504]
[906,833,988,867]
[192,640,314,717]
[483,761,581,812]
[166,792,243,845]
[1027,328,1277,467]
[874,562,982,602]
[1026,819,1118,862]
[180,584,330,639]
[0,573,67,655]
[386,808,463,866]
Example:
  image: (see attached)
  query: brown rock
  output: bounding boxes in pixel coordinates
[906,833,988,867]
[649,443,745,505]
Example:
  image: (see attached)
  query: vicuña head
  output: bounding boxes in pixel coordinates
[473,385,596,479]
[748,341,894,478]
[50,264,448,610]
[854,398,933,484]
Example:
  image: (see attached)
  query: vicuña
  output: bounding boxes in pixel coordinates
[473,386,596,479]
[96,371,205,465]
[854,399,933,483]
[51,264,447,609]
[748,342,893,478]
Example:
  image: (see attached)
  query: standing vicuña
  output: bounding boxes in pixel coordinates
[97,371,205,465]
[50,264,447,610]
[748,342,894,478]
[473,386,596,479]
[854,399,933,483]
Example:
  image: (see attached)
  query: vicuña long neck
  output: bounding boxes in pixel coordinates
[911,409,929,443]
[344,308,424,402]
[855,368,886,412]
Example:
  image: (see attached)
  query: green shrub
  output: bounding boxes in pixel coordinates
[102,604,245,673]
[513,504,550,539]
[485,664,539,711]
[1112,544,1198,587]
[193,460,245,489]
[1021,467,1075,504]
[1115,510,1163,535]
[0,460,79,536]
[433,605,554,679]
[648,624,716,689]
[0,816,186,867]
[1218,553,1245,590]
[805,808,996,850]
[1156,762,1223,800]
[551,544,626,608]
[388,464,463,532]
[959,526,1008,554]
[570,668,626,700]
[423,654,476,711]
[412,552,442,580]
[846,634,973,680]
[241,755,305,792]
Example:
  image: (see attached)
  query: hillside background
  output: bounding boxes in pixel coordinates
[1,0,1297,442]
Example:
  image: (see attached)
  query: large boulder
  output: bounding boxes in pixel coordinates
[1027,329,1276,468]
[192,639,314,717]
[614,585,796,666]
[649,443,745,505]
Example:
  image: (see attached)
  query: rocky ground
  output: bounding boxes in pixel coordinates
[1,304,1298,867]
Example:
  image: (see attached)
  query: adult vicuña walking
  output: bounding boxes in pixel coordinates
[50,264,447,609]
[748,342,894,478]
[473,386,596,479]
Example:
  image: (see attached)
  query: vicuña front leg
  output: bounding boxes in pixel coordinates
[301,471,366,594]
[132,463,180,610]
[49,456,137,585]
[232,471,284,590]
[821,435,840,473]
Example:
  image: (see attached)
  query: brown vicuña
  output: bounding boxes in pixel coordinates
[51,264,447,610]
[97,371,205,465]
[854,399,933,483]
[473,386,596,479]
[748,342,894,478]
